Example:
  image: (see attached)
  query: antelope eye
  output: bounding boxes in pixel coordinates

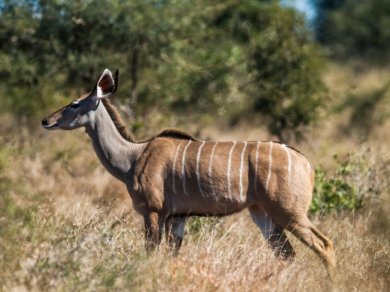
[70,102,80,109]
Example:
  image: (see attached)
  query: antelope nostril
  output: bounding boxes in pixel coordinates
[42,118,48,126]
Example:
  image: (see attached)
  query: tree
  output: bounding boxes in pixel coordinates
[208,1,325,141]
[0,0,325,141]
[314,0,390,59]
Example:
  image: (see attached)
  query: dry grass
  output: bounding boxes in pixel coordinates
[0,124,389,292]
[1,63,390,291]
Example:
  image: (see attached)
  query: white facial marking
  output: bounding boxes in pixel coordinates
[208,142,218,198]
[265,142,273,192]
[282,144,292,184]
[182,140,192,196]
[97,86,103,98]
[196,141,206,197]
[227,141,237,199]
[172,142,183,195]
[239,141,248,201]
[254,141,261,193]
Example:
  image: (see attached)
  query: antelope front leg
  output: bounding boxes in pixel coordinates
[144,212,162,251]
[165,216,187,256]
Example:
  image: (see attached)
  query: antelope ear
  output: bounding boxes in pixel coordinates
[94,69,119,99]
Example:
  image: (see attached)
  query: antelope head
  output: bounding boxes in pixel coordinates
[42,69,118,130]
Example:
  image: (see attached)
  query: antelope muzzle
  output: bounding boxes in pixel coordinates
[42,108,64,130]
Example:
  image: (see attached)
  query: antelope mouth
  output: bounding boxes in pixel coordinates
[42,118,58,130]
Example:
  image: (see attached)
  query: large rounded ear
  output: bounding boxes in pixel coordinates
[93,69,119,99]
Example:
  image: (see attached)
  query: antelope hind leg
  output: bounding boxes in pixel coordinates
[249,206,295,260]
[286,216,336,281]
[165,216,187,256]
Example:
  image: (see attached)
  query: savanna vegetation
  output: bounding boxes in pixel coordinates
[0,0,389,291]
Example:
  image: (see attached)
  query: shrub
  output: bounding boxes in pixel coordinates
[311,166,360,213]
[311,148,390,213]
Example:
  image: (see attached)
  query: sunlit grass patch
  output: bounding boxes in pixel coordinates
[0,123,389,291]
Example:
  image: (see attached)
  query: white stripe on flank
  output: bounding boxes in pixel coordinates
[196,141,206,197]
[172,142,183,195]
[227,141,237,199]
[254,141,261,193]
[282,144,292,184]
[239,141,248,200]
[265,142,273,192]
[208,142,218,198]
[182,140,192,196]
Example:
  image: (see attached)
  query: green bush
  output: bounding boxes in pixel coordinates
[311,167,361,213]
[310,155,362,213]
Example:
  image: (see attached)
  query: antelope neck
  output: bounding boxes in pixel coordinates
[85,101,145,182]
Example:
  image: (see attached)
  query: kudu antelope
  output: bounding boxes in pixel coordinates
[42,69,336,279]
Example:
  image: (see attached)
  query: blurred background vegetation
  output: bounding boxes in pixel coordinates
[1,0,389,140]
[0,0,320,140]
